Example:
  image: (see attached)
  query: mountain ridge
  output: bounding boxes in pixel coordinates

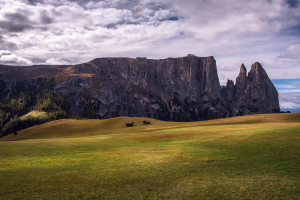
[0,55,280,126]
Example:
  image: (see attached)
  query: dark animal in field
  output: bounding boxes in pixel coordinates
[126,122,134,127]
[143,120,151,125]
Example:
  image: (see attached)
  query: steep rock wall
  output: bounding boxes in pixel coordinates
[0,55,280,121]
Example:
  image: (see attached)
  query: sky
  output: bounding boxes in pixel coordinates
[0,0,299,112]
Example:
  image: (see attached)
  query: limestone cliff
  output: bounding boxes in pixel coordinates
[0,55,280,121]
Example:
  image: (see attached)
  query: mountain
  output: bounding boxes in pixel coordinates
[221,62,280,117]
[0,55,280,128]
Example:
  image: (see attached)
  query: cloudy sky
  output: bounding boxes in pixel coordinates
[0,0,299,111]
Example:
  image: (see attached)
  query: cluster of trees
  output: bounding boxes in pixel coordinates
[1,116,48,136]
[1,110,67,137]
[0,92,30,135]
[0,79,68,137]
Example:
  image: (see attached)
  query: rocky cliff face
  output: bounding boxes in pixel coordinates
[221,62,280,117]
[0,55,280,121]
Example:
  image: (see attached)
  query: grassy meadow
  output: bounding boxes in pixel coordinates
[0,113,300,199]
[20,110,48,120]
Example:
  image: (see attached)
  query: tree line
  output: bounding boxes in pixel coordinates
[0,79,68,137]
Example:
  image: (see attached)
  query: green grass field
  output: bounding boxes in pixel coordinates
[0,113,300,199]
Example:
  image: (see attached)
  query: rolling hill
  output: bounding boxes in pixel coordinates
[0,113,299,199]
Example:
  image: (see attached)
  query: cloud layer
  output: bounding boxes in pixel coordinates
[1,0,300,110]
[273,78,300,112]
[0,50,32,65]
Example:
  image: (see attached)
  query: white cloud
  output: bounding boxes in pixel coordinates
[287,43,300,56]
[45,57,70,65]
[0,50,32,65]
[280,101,300,109]
[274,84,297,89]
[0,0,299,83]
[279,89,300,93]
[278,90,300,110]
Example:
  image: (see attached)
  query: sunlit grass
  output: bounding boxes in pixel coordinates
[0,113,299,199]
[20,110,48,120]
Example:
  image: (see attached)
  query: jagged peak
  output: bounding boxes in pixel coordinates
[249,62,267,76]
[226,79,234,86]
[235,63,248,89]
[239,63,247,77]
[250,62,263,71]
[240,63,246,72]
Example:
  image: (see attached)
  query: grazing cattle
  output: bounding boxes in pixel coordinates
[126,122,134,127]
[143,120,151,125]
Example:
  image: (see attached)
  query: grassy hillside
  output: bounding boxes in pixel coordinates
[0,113,299,199]
[20,110,48,120]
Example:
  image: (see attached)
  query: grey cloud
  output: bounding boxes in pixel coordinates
[280,92,300,103]
[30,57,47,64]
[1,0,299,79]
[0,36,18,50]
[0,21,32,32]
[25,0,170,14]
[104,0,139,9]
[279,92,300,111]
[24,0,40,5]
[26,0,140,9]
[0,12,33,32]
[0,9,53,33]
[283,25,300,36]
[5,13,30,23]
[105,23,119,29]
[40,11,54,24]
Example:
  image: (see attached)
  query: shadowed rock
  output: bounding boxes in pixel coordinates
[0,55,280,121]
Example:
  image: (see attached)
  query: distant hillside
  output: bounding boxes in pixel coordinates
[2,113,297,141]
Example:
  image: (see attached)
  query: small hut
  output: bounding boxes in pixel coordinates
[126,122,134,127]
[143,120,151,125]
